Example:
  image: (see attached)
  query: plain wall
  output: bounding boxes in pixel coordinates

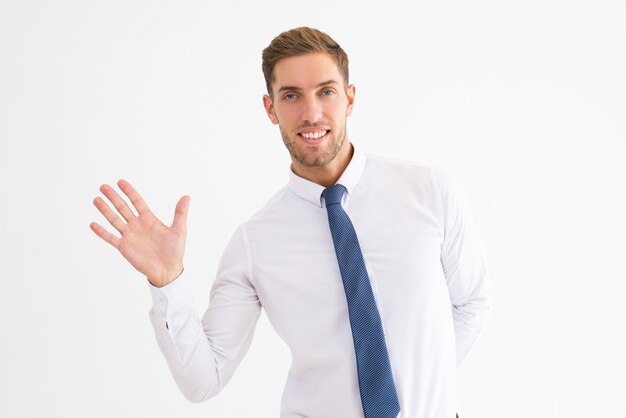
[1,0,624,417]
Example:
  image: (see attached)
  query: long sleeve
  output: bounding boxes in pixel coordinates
[433,167,492,368]
[148,225,262,402]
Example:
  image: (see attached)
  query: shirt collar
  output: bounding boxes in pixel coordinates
[288,143,367,208]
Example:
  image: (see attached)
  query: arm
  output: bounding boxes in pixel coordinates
[433,168,492,368]
[148,226,261,402]
[90,180,260,401]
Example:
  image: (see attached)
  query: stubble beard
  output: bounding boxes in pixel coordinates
[280,121,346,168]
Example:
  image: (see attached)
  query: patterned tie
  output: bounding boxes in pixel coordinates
[322,184,401,418]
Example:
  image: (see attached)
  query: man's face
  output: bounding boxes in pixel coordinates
[263,53,355,169]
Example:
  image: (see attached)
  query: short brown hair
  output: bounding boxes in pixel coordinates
[262,27,349,97]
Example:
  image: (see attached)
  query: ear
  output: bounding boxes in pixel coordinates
[263,94,279,125]
[345,84,356,117]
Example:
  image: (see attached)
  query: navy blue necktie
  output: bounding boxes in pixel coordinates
[322,184,401,418]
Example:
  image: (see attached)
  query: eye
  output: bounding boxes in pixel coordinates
[283,93,297,101]
[321,89,335,96]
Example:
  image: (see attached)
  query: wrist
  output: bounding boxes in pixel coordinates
[148,267,184,288]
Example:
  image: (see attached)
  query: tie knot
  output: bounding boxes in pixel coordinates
[322,184,347,206]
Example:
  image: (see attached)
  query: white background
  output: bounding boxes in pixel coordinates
[1,0,624,417]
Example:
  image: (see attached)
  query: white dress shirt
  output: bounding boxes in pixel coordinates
[148,144,492,418]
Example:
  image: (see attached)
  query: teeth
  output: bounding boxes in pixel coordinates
[301,130,327,139]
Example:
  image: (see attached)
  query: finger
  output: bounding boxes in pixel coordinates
[117,179,150,215]
[171,195,190,234]
[89,221,121,249]
[93,196,127,234]
[99,184,137,222]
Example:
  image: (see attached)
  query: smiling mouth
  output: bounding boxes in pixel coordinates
[298,130,330,143]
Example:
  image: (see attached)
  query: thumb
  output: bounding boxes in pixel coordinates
[171,195,191,234]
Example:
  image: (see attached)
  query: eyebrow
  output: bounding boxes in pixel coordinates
[277,79,339,93]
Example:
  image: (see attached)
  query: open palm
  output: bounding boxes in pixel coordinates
[90,179,190,287]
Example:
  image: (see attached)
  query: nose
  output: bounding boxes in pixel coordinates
[300,94,323,124]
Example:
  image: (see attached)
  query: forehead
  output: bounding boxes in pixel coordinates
[272,53,343,91]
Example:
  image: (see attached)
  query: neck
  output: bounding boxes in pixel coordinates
[291,141,354,188]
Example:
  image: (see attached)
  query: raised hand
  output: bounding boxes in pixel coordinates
[90,179,191,288]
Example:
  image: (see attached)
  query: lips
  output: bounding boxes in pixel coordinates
[298,129,330,144]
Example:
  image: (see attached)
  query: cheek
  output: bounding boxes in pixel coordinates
[274,105,298,125]
[328,101,348,120]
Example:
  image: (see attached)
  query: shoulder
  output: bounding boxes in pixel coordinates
[360,153,467,205]
[238,183,292,229]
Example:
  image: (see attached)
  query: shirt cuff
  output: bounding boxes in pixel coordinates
[148,273,194,318]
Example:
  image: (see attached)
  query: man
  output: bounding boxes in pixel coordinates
[90,27,491,418]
